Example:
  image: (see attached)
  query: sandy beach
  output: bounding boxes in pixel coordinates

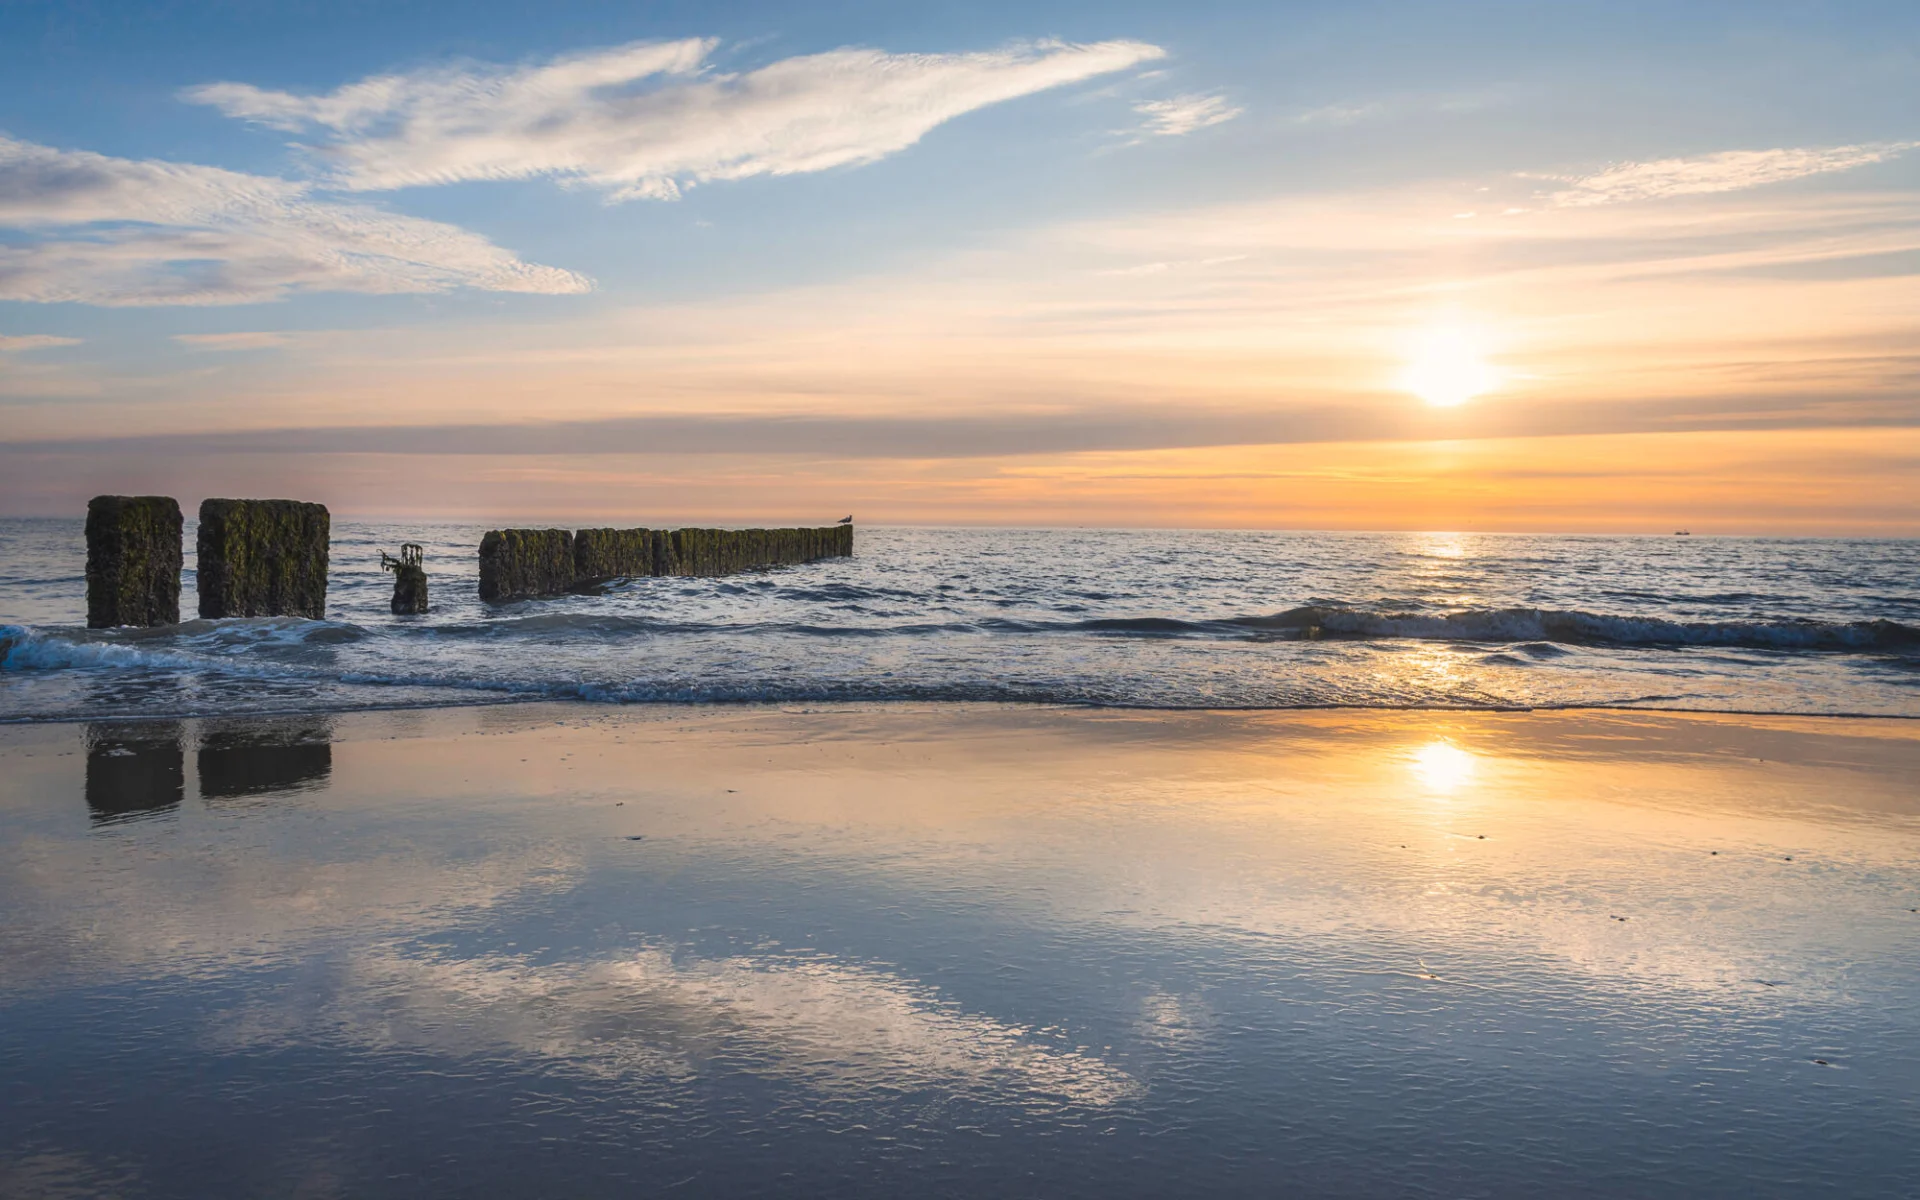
[4,702,1917,1197]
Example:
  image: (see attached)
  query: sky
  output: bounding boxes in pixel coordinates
[1,0,1917,531]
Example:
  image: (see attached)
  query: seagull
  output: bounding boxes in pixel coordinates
[838,515,853,524]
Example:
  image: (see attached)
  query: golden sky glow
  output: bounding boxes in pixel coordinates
[2,34,1917,530]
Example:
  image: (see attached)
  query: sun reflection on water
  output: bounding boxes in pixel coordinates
[1418,532,1468,559]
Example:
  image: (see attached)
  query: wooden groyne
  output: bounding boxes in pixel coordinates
[84,494,330,627]
[85,496,184,629]
[573,527,656,580]
[78,494,850,619]
[481,523,853,601]
[659,526,852,578]
[477,529,577,603]
[197,499,331,620]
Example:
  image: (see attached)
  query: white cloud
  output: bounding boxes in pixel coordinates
[184,38,1166,199]
[1132,92,1243,139]
[173,331,293,351]
[1550,142,1919,206]
[0,334,81,352]
[0,137,590,306]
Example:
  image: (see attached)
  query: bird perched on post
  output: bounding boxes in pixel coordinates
[838,515,853,524]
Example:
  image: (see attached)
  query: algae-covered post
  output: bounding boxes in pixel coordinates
[85,495,184,629]
[478,522,852,598]
[479,529,576,602]
[658,525,852,577]
[197,499,331,619]
[574,528,658,582]
[382,543,429,614]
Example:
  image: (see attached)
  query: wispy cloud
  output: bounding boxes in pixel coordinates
[0,137,590,305]
[1293,101,1386,127]
[173,331,294,351]
[185,38,1166,201]
[1131,93,1242,139]
[1291,89,1514,129]
[1550,142,1919,206]
[0,334,81,352]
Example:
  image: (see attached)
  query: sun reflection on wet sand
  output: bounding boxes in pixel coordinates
[1410,739,1478,795]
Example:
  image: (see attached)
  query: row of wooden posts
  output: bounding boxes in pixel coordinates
[86,496,330,629]
[479,524,855,601]
[83,495,856,627]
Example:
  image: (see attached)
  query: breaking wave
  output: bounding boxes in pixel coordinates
[9,607,1916,664]
[1226,606,1920,652]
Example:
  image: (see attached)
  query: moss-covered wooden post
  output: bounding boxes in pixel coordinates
[575,528,657,581]
[473,521,848,597]
[85,495,183,629]
[197,499,331,619]
[478,529,576,601]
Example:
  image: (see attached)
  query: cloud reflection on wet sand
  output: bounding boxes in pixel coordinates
[218,945,1138,1110]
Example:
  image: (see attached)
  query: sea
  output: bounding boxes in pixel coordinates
[6,521,1920,1198]
[2,520,1917,721]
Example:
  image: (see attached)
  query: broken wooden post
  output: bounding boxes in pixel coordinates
[85,495,183,628]
[197,498,331,619]
[381,543,429,614]
[478,529,575,602]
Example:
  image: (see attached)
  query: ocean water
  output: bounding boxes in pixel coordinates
[1,519,1916,721]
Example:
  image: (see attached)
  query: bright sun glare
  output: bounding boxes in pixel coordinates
[1411,740,1477,795]
[1400,328,1496,408]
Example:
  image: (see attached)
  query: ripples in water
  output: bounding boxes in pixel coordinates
[1,521,1916,719]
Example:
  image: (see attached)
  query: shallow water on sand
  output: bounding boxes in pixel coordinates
[2,705,1917,1198]
[3,521,1918,720]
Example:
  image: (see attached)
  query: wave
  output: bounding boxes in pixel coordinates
[0,620,373,682]
[7,604,1917,670]
[956,607,1920,651]
[1229,605,1920,652]
[0,617,366,666]
[4,614,1916,724]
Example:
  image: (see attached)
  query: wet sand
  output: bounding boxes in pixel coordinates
[3,703,1918,1198]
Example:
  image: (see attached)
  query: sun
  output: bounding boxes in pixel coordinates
[1400,326,1497,408]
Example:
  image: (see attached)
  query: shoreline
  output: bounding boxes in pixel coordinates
[7,693,1918,728]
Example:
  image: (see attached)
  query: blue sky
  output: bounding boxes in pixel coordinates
[1,1,1917,528]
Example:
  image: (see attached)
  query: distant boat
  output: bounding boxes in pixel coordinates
[1674,530,1691,536]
